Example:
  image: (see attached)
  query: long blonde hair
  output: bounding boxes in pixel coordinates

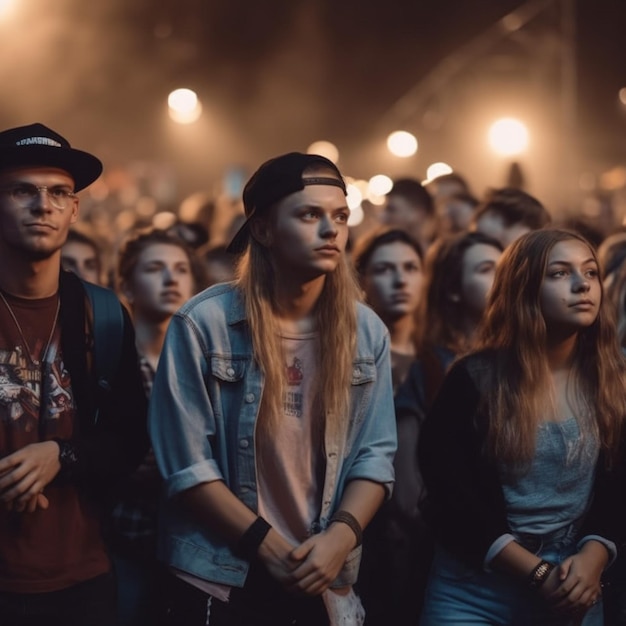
[235,177,361,439]
[477,229,626,469]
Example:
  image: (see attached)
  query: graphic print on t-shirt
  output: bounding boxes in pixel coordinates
[0,340,74,439]
[284,356,304,417]
[0,358,39,428]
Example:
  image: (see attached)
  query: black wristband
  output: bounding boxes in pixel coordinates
[329,510,363,547]
[528,559,555,588]
[236,516,272,560]
[52,438,79,481]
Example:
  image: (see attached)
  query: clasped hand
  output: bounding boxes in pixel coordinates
[0,441,61,513]
[259,523,355,596]
[539,545,606,618]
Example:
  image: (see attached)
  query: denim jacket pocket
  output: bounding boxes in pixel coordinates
[351,360,376,386]
[210,355,246,382]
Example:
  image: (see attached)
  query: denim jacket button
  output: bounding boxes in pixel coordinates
[226,367,235,378]
[239,439,249,449]
[245,393,255,403]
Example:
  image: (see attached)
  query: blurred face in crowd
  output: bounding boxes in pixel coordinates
[457,242,502,319]
[474,209,530,248]
[383,194,422,230]
[427,177,467,200]
[437,197,475,235]
[62,240,101,285]
[124,243,194,322]
[361,241,423,322]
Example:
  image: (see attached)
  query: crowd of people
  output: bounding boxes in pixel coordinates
[2,121,626,626]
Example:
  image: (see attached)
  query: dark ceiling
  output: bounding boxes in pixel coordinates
[1,0,624,209]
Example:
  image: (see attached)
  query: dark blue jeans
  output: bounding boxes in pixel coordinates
[159,563,330,626]
[0,572,118,626]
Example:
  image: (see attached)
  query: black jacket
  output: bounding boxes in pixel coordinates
[418,350,626,569]
[58,270,149,497]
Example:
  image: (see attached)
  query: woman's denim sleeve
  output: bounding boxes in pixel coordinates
[148,311,225,499]
[341,314,397,498]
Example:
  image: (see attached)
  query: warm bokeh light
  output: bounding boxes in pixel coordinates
[619,88,626,106]
[115,210,136,232]
[348,204,364,227]
[87,180,110,203]
[152,211,178,229]
[488,118,529,156]
[368,174,393,196]
[168,88,202,124]
[368,193,386,206]
[135,196,158,218]
[307,140,339,163]
[578,172,596,192]
[386,131,418,157]
[426,162,453,181]
[346,183,363,210]
[600,166,626,191]
[0,0,16,17]
[352,179,370,199]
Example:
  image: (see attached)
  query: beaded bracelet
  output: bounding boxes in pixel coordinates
[235,516,272,560]
[329,510,363,547]
[528,559,555,588]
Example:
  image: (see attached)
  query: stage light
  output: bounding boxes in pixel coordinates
[387,131,418,157]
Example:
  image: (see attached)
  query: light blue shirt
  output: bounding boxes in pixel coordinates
[486,416,615,567]
[502,416,598,535]
[148,283,397,587]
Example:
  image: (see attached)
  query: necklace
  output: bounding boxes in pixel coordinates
[0,290,61,366]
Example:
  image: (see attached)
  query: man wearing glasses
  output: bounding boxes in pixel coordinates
[0,123,148,625]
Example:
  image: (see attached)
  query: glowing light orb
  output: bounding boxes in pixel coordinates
[152,211,178,229]
[348,204,364,227]
[386,131,418,158]
[0,0,16,16]
[426,162,453,181]
[168,88,202,124]
[307,141,339,164]
[488,118,529,156]
[368,174,393,197]
[346,183,363,211]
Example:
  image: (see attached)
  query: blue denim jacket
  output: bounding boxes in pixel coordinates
[149,283,397,587]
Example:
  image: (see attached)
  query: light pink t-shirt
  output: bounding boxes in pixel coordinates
[257,330,324,544]
[176,330,324,599]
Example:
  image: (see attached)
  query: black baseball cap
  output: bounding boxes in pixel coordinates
[0,123,103,191]
[227,152,347,254]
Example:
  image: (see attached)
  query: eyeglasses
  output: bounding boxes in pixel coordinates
[0,183,77,211]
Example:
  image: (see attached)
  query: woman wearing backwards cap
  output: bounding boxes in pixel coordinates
[149,152,397,625]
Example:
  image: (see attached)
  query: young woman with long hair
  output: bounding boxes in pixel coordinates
[417,231,503,373]
[418,228,626,625]
[148,153,396,626]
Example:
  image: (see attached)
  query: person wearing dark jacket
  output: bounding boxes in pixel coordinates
[0,123,148,625]
[419,229,626,625]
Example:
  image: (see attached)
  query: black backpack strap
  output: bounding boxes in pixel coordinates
[81,281,124,419]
